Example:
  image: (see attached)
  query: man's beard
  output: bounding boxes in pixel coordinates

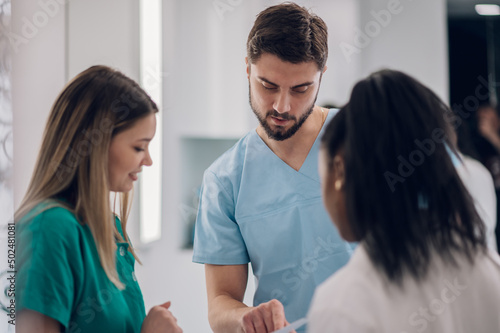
[249,87,317,141]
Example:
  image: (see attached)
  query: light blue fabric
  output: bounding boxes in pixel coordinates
[193,111,352,331]
[446,144,462,167]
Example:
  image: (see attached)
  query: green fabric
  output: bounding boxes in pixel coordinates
[16,202,146,332]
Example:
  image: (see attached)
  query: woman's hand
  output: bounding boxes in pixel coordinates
[141,301,183,333]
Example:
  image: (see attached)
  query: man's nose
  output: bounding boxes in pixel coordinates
[273,91,291,114]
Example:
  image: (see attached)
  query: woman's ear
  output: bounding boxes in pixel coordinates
[332,155,345,190]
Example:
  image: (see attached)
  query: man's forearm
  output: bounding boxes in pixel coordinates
[208,295,253,333]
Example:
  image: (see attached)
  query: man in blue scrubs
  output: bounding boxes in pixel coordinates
[193,3,352,332]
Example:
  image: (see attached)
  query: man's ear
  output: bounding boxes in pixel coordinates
[245,57,250,78]
[322,65,328,74]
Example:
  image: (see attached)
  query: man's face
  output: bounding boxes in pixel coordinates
[247,53,323,141]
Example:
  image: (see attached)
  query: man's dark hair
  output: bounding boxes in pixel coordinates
[321,69,487,284]
[247,2,328,70]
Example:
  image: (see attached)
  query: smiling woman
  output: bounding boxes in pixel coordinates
[108,114,156,193]
[14,66,182,333]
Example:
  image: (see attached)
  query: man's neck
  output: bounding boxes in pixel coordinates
[256,105,327,171]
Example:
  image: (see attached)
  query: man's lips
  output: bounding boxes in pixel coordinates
[270,116,290,126]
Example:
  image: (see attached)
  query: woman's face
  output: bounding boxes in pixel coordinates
[108,113,156,192]
[319,147,356,242]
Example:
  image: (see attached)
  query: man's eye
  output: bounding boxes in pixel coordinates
[292,87,308,93]
[134,147,145,152]
[262,84,277,90]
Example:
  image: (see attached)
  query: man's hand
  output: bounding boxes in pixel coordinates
[205,264,296,333]
[240,299,295,333]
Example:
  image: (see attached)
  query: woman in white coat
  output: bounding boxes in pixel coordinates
[308,69,500,333]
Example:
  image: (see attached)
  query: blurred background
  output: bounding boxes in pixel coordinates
[1,0,499,332]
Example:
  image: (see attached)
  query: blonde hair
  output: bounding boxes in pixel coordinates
[15,65,158,289]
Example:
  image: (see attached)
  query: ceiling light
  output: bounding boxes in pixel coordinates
[475,4,500,16]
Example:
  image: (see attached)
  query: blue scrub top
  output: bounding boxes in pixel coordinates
[193,110,353,330]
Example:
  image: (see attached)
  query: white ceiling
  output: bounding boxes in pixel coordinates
[448,0,500,17]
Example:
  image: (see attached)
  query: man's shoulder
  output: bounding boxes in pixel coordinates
[205,131,256,177]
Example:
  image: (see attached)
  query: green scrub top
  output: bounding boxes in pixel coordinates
[16,202,146,332]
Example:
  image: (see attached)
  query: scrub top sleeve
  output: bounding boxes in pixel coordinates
[16,208,83,329]
[193,170,250,264]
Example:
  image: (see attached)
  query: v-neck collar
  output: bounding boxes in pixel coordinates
[251,110,335,177]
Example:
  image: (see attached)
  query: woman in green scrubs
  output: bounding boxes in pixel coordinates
[15,66,183,333]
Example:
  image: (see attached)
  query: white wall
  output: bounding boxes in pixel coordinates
[357,0,449,101]
[12,0,66,208]
[313,0,363,106]
[67,0,140,81]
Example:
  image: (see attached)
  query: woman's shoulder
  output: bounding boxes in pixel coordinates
[309,246,381,331]
[18,200,84,237]
[315,245,379,306]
